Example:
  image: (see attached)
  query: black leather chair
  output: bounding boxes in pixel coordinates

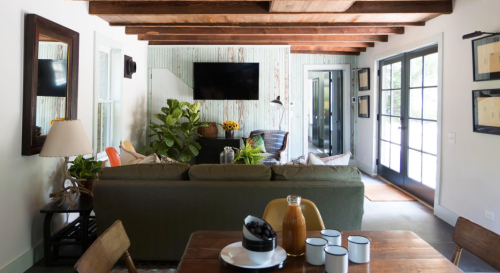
[249,130,289,165]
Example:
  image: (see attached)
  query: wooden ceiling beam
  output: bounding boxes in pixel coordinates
[291,45,366,52]
[126,26,404,35]
[270,1,356,13]
[148,41,376,47]
[89,1,452,15]
[114,22,424,27]
[291,50,361,55]
[139,34,389,42]
[77,0,449,1]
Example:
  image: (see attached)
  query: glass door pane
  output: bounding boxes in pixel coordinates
[379,44,438,206]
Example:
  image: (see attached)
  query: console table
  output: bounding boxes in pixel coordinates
[196,138,241,164]
[40,196,97,266]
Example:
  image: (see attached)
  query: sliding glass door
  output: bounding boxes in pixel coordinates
[378,45,438,205]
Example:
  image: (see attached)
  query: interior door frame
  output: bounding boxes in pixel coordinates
[303,64,351,159]
[371,33,451,222]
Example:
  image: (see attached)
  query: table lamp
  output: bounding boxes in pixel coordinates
[270,96,285,131]
[40,120,94,206]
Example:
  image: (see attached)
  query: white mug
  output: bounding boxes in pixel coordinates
[321,229,342,246]
[324,245,348,273]
[347,235,371,263]
[305,237,328,265]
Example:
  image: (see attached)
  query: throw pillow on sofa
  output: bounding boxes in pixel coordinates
[160,155,179,164]
[307,152,351,166]
[120,144,160,165]
[245,134,267,153]
[129,154,160,164]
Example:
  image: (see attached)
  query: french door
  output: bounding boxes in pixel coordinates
[378,45,439,205]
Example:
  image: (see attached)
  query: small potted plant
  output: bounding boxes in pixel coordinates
[69,155,103,193]
[221,120,240,139]
[234,144,266,165]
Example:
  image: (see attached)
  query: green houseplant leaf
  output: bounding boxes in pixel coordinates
[140,99,209,163]
[69,155,103,180]
[233,144,265,165]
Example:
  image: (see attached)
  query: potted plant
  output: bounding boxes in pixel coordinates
[139,99,208,163]
[221,120,240,139]
[234,144,266,165]
[68,155,103,193]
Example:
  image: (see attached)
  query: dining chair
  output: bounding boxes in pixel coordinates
[105,147,121,167]
[74,220,137,273]
[122,140,136,153]
[262,198,325,231]
[451,217,500,271]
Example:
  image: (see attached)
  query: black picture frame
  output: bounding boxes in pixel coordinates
[358,95,370,118]
[358,68,370,91]
[472,33,500,82]
[472,89,500,136]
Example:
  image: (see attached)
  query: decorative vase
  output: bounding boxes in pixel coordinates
[84,178,98,193]
[225,130,234,139]
[198,122,218,138]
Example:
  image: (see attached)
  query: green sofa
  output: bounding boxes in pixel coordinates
[94,164,364,261]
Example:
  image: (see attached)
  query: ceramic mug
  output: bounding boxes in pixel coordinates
[324,245,348,273]
[305,238,328,265]
[347,235,371,263]
[321,229,342,246]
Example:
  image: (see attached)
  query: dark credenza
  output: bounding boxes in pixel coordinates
[196,138,241,164]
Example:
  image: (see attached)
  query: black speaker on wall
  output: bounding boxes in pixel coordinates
[124,55,137,79]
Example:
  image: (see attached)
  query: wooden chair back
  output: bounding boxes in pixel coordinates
[451,217,500,270]
[122,140,136,153]
[74,220,137,273]
[262,198,325,231]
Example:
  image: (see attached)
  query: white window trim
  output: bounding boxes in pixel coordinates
[93,32,123,160]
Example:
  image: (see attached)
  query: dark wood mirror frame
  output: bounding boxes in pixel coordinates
[22,14,79,156]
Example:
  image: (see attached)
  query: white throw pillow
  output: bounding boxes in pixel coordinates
[307,153,326,165]
[323,152,351,166]
[120,144,147,165]
[129,154,159,164]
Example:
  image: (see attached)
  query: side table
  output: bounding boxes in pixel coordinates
[40,196,97,266]
[196,138,241,164]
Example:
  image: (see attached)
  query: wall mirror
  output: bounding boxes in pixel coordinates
[22,14,79,155]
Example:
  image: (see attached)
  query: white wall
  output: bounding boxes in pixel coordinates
[358,0,500,233]
[0,0,148,271]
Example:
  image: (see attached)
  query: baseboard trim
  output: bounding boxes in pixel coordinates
[0,242,44,273]
[376,176,434,211]
[434,204,459,227]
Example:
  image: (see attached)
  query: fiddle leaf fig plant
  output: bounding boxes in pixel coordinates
[139,99,208,163]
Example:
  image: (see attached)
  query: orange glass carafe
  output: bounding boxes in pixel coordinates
[282,195,307,256]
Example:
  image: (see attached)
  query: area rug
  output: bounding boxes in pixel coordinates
[364,184,416,202]
[110,261,177,272]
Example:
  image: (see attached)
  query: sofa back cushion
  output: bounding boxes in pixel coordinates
[271,165,361,182]
[189,164,271,181]
[100,163,190,181]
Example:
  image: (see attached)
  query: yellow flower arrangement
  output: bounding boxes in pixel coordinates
[221,120,240,131]
[50,117,65,126]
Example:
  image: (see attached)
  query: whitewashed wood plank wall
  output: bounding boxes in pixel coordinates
[148,46,358,159]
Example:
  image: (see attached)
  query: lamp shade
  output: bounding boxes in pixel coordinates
[270,96,284,108]
[40,120,93,157]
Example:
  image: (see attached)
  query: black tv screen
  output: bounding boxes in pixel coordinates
[193,63,259,100]
[38,59,68,97]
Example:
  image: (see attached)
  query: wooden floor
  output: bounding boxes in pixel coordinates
[25,174,498,273]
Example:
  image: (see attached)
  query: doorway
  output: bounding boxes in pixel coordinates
[378,44,439,205]
[307,70,343,157]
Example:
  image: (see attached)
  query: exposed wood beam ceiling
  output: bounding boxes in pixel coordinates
[74,0,452,55]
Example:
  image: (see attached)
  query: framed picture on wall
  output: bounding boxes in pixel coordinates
[358,95,370,118]
[358,68,370,91]
[472,89,500,135]
[472,33,500,81]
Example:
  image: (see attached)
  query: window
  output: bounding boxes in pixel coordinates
[93,33,122,160]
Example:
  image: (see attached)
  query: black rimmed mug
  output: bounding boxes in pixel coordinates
[321,229,342,246]
[305,237,328,265]
[347,235,371,263]
[324,245,348,273]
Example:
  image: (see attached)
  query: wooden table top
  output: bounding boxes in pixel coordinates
[177,231,463,273]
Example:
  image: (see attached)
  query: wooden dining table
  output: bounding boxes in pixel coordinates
[177,230,463,273]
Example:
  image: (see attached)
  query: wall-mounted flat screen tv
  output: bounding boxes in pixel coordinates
[37,59,68,97]
[193,62,259,100]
